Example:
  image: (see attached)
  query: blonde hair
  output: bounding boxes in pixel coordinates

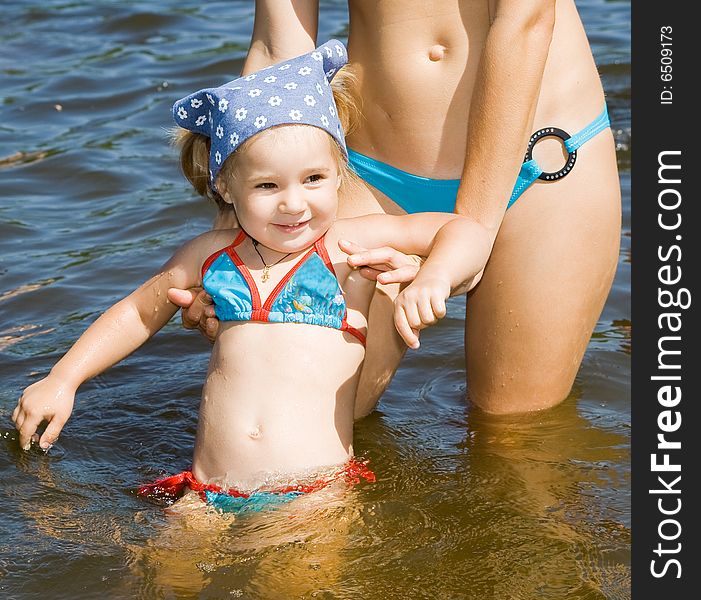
[172,64,362,210]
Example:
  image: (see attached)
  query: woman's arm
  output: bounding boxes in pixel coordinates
[456,0,556,240]
[241,0,319,74]
[12,236,207,450]
[380,0,557,344]
[339,1,556,293]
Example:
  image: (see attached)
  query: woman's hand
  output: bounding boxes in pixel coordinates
[338,239,450,347]
[392,276,450,349]
[167,287,219,343]
[339,239,422,285]
[13,377,76,451]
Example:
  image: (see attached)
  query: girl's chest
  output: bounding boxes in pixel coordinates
[202,237,374,322]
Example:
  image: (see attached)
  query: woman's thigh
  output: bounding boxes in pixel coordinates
[337,179,408,420]
[464,130,621,413]
[353,284,407,419]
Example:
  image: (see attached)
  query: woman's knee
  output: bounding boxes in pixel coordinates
[466,368,576,414]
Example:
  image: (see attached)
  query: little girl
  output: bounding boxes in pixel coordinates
[13,40,490,513]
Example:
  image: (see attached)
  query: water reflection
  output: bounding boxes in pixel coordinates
[130,484,361,598]
[347,387,630,598]
[1,375,630,597]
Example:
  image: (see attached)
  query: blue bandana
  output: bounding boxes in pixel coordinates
[173,39,349,189]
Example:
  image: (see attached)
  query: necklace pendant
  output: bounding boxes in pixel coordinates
[261,266,270,283]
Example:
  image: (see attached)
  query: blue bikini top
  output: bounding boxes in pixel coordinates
[201,230,366,345]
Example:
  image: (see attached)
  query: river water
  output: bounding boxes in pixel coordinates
[0,1,630,598]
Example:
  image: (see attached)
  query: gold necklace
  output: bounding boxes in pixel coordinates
[252,240,292,283]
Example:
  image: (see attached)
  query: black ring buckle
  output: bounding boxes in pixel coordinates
[523,126,577,181]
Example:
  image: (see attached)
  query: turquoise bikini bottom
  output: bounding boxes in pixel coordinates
[347,106,611,213]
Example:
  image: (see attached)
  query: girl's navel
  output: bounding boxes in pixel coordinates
[428,44,446,62]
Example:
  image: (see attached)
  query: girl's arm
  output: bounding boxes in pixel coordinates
[342,212,490,290]
[390,216,492,348]
[339,213,492,348]
[12,235,209,450]
[456,0,556,241]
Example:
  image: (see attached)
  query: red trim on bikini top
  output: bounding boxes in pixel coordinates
[230,237,316,319]
[315,238,367,346]
[200,229,247,281]
[201,231,366,344]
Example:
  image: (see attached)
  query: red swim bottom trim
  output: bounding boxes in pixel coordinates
[137,457,376,503]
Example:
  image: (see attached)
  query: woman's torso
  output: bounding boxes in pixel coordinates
[345,0,605,178]
[191,228,373,489]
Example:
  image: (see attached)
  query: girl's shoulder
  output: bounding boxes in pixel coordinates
[183,228,241,257]
[172,227,242,277]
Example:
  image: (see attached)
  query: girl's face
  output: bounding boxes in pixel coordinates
[218,125,341,253]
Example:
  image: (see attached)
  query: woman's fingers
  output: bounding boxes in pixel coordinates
[376,265,421,285]
[168,287,217,338]
[356,267,383,281]
[166,287,197,309]
[341,240,421,284]
[337,239,368,255]
[168,287,200,330]
[341,240,418,270]
[347,247,399,270]
[205,317,218,340]
[185,290,213,331]
[356,266,419,284]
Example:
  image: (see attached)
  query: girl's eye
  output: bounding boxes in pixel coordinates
[306,174,323,183]
[256,182,276,189]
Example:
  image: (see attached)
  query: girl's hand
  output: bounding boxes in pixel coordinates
[13,377,76,451]
[393,277,450,349]
[339,239,422,285]
[167,287,219,343]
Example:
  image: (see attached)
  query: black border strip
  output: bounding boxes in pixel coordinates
[631,4,698,597]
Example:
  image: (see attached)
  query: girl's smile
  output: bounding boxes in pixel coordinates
[271,219,311,234]
[217,124,341,253]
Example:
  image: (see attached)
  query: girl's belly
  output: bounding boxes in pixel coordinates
[191,322,365,489]
[346,0,606,178]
